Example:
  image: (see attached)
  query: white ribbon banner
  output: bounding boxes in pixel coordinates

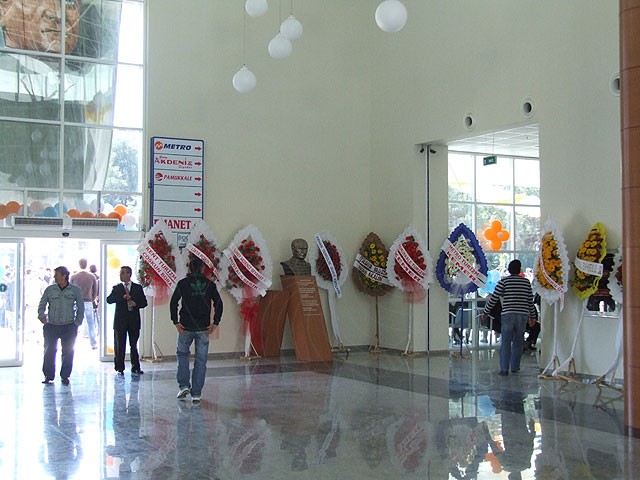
[315,235,342,297]
[538,251,565,309]
[223,249,266,296]
[354,254,393,285]
[229,243,272,289]
[575,257,604,277]
[187,243,219,281]
[138,244,178,290]
[441,239,487,289]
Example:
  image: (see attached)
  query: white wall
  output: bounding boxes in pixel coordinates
[144,1,622,375]
[368,1,621,374]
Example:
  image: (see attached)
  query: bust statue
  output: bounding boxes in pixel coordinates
[281,238,311,276]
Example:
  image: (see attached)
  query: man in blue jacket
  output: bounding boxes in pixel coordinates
[38,266,84,385]
[170,257,223,404]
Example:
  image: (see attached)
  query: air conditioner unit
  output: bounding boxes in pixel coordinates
[12,216,64,230]
[71,218,120,230]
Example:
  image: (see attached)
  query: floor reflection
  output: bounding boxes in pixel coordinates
[1,349,638,479]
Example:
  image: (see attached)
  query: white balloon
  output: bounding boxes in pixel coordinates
[102,203,114,214]
[245,0,268,17]
[268,33,292,60]
[375,0,407,33]
[122,213,137,228]
[232,66,257,93]
[280,15,303,41]
[76,200,90,212]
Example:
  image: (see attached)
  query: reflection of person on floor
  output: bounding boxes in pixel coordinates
[40,388,82,478]
[38,266,84,385]
[489,390,536,479]
[70,258,98,349]
[108,377,143,477]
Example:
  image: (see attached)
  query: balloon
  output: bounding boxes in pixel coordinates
[102,203,114,214]
[114,204,128,216]
[491,219,502,231]
[483,219,510,250]
[108,256,121,269]
[6,201,21,214]
[490,239,503,251]
[67,209,81,218]
[108,211,122,222]
[81,211,95,218]
[122,213,136,228]
[42,206,57,217]
[0,204,7,219]
[29,201,45,214]
[479,269,501,295]
[76,200,90,212]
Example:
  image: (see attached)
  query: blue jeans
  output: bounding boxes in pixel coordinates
[176,331,209,396]
[83,301,97,348]
[500,313,527,372]
[43,322,78,379]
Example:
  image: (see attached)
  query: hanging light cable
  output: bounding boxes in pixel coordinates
[233,7,257,93]
[281,0,303,41]
[268,0,293,60]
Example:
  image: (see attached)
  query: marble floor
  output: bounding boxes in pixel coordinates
[1,344,638,479]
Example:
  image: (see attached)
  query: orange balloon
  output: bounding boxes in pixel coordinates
[0,204,7,219]
[6,201,21,214]
[81,210,95,218]
[67,209,80,218]
[497,230,510,241]
[108,256,121,269]
[108,211,122,222]
[99,212,108,218]
[483,228,496,241]
[114,204,128,216]
[490,239,503,251]
[490,219,502,231]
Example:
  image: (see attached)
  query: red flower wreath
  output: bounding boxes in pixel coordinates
[316,241,342,281]
[393,235,427,283]
[225,239,266,291]
[188,234,220,281]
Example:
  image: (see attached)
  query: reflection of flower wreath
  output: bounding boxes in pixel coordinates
[436,223,487,295]
[609,247,623,305]
[533,218,569,305]
[353,232,392,296]
[571,222,607,300]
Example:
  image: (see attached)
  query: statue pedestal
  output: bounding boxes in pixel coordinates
[256,290,290,357]
[281,275,333,362]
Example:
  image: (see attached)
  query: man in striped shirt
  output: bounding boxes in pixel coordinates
[482,260,536,376]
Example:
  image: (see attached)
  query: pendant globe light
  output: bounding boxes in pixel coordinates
[233,8,257,93]
[280,1,302,41]
[245,0,268,18]
[268,0,293,60]
[375,0,407,33]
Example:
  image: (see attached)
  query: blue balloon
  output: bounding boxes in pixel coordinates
[479,269,501,295]
[42,206,57,217]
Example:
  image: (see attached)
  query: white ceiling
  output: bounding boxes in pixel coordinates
[447,124,539,158]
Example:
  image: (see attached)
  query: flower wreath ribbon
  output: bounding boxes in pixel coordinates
[354,253,392,285]
[441,239,487,289]
[574,257,604,277]
[223,242,271,295]
[138,242,178,290]
[187,243,219,281]
[537,249,565,309]
[395,242,426,284]
[315,234,342,297]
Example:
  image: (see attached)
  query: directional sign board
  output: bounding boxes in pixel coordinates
[150,136,204,248]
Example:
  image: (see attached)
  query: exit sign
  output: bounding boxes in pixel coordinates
[483,155,497,166]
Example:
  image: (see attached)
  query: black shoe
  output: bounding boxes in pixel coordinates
[116,370,124,377]
[42,377,54,384]
[511,369,520,374]
[61,377,70,385]
[131,368,144,375]
[499,371,509,376]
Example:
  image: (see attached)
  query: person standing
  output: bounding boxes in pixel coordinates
[38,266,84,385]
[170,257,223,403]
[70,258,99,349]
[482,260,536,376]
[106,266,148,376]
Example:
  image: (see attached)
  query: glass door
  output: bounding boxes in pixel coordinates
[0,239,24,366]
[100,241,142,361]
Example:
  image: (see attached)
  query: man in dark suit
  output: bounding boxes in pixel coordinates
[106,265,148,376]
